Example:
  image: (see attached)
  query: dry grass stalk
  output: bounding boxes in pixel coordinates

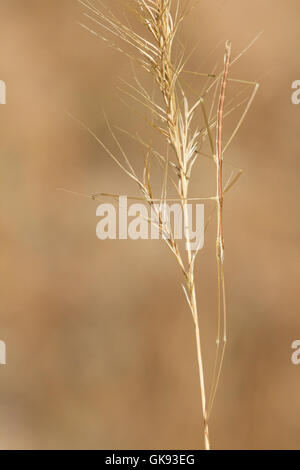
[75,0,260,450]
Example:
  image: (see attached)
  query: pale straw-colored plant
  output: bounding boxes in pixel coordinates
[73,0,260,450]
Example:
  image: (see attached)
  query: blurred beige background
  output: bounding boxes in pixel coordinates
[0,0,299,450]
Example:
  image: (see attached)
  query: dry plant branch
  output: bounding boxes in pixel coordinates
[73,0,260,449]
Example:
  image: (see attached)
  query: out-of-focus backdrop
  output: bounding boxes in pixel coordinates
[0,0,299,450]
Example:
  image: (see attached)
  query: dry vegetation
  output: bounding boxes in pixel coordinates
[75,0,259,449]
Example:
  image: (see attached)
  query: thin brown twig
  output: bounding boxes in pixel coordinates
[208,40,231,417]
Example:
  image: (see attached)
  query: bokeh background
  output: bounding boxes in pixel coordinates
[0,0,299,450]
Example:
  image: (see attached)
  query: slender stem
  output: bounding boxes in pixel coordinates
[208,41,231,414]
[191,289,210,450]
[181,172,210,450]
[216,41,231,260]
